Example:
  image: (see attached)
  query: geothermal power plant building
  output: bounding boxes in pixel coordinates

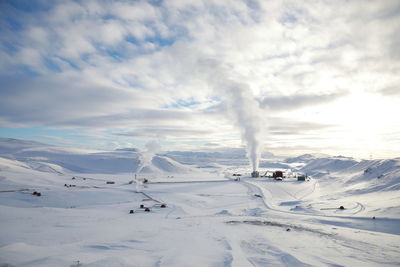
[251,171,259,178]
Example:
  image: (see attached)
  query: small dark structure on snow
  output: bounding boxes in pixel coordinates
[273,171,284,178]
[251,171,259,178]
[129,210,134,214]
[106,181,115,184]
[339,206,345,210]
[297,174,306,181]
[144,207,151,212]
[263,171,273,178]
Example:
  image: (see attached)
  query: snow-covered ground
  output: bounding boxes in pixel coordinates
[0,138,399,266]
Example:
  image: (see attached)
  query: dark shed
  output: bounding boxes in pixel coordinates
[273,171,284,178]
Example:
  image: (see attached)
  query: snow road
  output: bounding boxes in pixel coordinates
[241,178,400,235]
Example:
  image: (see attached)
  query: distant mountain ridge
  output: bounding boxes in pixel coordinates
[0,137,190,174]
[1,137,399,192]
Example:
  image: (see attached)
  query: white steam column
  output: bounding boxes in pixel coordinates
[198,59,264,176]
[136,140,161,174]
[135,140,161,191]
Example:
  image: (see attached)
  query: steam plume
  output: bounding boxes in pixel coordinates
[220,79,263,171]
[136,140,161,173]
[199,59,263,171]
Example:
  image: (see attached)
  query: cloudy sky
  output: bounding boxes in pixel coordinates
[0,0,399,158]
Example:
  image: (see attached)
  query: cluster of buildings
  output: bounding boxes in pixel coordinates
[251,170,307,181]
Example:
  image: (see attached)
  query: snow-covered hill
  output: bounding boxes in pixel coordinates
[294,154,400,192]
[337,158,400,198]
[0,138,190,174]
[284,153,330,164]
[298,155,359,176]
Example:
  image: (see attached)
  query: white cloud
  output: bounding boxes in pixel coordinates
[0,0,399,158]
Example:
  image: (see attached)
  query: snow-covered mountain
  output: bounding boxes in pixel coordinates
[167,148,276,169]
[166,149,249,167]
[0,138,190,174]
[0,137,49,154]
[292,154,400,192]
[284,153,330,163]
[298,155,359,176]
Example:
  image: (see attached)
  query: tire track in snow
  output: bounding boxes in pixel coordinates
[240,179,400,235]
[294,179,318,200]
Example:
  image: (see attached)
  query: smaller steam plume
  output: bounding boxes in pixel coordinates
[136,140,161,174]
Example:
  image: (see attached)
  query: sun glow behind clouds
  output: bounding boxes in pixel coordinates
[286,90,400,158]
[336,91,399,158]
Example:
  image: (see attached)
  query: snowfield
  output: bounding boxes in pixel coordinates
[0,138,399,266]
